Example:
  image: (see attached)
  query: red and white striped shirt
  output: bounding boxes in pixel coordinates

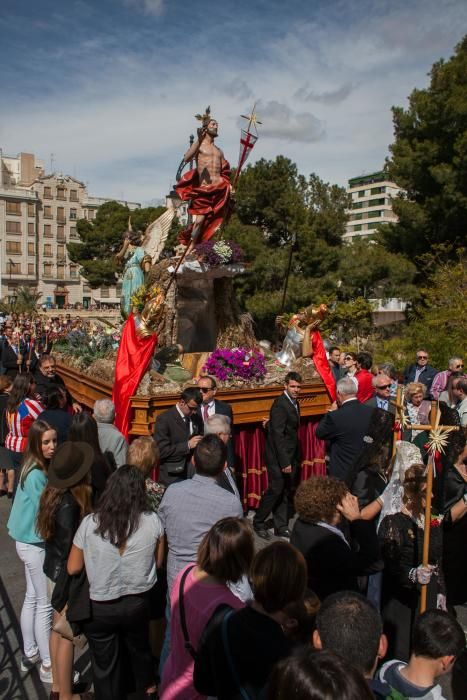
[5,398,44,453]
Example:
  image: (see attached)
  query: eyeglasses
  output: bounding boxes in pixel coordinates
[377,384,392,390]
[417,355,428,360]
[454,364,464,369]
[344,356,353,361]
[199,387,213,393]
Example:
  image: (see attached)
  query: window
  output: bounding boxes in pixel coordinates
[353,224,362,232]
[70,226,78,239]
[28,242,35,255]
[43,263,52,277]
[69,208,77,220]
[57,187,66,200]
[70,190,78,202]
[44,205,53,219]
[367,210,381,218]
[6,221,21,234]
[100,287,110,298]
[83,284,91,293]
[28,222,35,235]
[358,190,366,198]
[44,244,53,257]
[370,187,383,195]
[70,265,78,278]
[57,244,65,259]
[6,201,21,215]
[367,222,380,229]
[43,186,52,199]
[6,241,21,254]
[57,207,65,223]
[8,261,21,274]
[116,283,122,296]
[57,225,66,242]
[28,263,35,275]
[28,202,36,217]
[88,209,95,219]
[57,265,65,280]
[44,224,52,237]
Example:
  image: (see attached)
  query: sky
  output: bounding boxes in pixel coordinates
[1,0,466,204]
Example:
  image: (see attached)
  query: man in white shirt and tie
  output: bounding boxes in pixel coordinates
[364,375,396,414]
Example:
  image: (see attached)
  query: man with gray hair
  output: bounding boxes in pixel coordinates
[204,414,240,499]
[315,377,374,481]
[93,398,128,469]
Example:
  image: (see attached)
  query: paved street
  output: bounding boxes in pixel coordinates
[1,496,466,699]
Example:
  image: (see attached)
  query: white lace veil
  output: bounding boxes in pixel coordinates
[377,440,423,528]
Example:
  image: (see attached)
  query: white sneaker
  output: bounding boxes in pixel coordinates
[39,664,53,684]
[20,652,40,672]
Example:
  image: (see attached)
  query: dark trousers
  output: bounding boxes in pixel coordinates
[82,594,154,700]
[254,465,296,532]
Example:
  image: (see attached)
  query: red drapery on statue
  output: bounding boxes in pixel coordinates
[234,417,327,510]
[175,160,231,245]
[112,314,158,440]
[310,330,337,402]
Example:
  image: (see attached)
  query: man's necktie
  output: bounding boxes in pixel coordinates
[203,404,209,422]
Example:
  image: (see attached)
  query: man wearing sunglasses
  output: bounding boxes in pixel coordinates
[403,349,438,398]
[197,376,235,471]
[431,356,465,401]
[364,375,396,414]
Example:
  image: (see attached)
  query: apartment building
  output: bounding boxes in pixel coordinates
[344,171,402,241]
[0,151,140,307]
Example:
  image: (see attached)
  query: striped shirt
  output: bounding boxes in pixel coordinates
[5,399,44,452]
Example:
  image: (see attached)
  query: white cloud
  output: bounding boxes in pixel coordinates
[250,101,325,143]
[123,0,165,16]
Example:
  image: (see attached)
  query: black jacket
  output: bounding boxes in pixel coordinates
[315,399,373,481]
[290,519,380,600]
[39,408,72,445]
[403,364,438,396]
[44,491,81,584]
[1,342,24,378]
[34,371,66,401]
[154,405,203,483]
[265,392,300,471]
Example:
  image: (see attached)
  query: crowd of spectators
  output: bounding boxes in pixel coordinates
[1,321,466,700]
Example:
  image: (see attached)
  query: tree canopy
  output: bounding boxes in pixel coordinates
[382,35,467,261]
[67,201,165,288]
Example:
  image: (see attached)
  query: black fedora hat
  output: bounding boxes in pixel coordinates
[48,441,94,489]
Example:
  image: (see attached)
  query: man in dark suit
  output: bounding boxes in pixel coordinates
[0,325,23,378]
[403,349,438,398]
[197,375,235,470]
[253,371,302,540]
[316,376,373,482]
[154,387,203,486]
[364,374,396,414]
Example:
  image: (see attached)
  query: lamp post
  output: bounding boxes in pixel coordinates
[279,228,297,315]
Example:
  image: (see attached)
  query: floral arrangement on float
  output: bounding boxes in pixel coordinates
[203,347,267,382]
[194,240,244,267]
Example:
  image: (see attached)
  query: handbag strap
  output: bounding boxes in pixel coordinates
[179,565,197,659]
[221,610,251,700]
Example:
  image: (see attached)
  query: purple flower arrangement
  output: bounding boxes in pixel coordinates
[204,348,267,382]
[195,240,244,267]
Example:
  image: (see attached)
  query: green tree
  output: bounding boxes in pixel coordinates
[0,286,42,315]
[67,201,165,288]
[383,35,467,261]
[323,297,375,347]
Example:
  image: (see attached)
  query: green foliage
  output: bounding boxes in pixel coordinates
[383,35,467,261]
[322,297,375,345]
[0,286,42,315]
[374,253,466,369]
[67,201,165,288]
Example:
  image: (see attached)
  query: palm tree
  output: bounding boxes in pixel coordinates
[0,286,42,315]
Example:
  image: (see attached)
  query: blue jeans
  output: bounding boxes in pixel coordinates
[158,594,171,677]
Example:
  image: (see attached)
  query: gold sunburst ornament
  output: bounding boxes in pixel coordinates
[425,427,458,456]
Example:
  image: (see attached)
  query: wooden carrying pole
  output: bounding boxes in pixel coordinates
[419,401,438,613]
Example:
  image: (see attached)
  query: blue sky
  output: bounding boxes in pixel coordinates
[1,0,466,203]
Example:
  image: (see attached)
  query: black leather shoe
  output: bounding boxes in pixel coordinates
[274,528,291,539]
[253,525,272,540]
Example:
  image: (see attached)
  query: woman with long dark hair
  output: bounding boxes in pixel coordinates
[160,517,254,700]
[68,466,164,700]
[5,373,43,496]
[37,441,93,700]
[68,412,111,502]
[7,420,57,683]
[39,384,72,445]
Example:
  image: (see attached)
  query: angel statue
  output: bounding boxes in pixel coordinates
[116,208,178,318]
[275,304,328,367]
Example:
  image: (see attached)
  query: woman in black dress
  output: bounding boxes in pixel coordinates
[442,441,467,607]
[379,463,445,661]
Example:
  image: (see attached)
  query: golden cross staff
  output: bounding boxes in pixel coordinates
[390,391,459,611]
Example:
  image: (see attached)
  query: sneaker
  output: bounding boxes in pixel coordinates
[39,664,53,684]
[20,652,40,672]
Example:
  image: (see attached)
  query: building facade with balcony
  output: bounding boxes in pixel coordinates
[0,151,140,308]
[344,171,403,242]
